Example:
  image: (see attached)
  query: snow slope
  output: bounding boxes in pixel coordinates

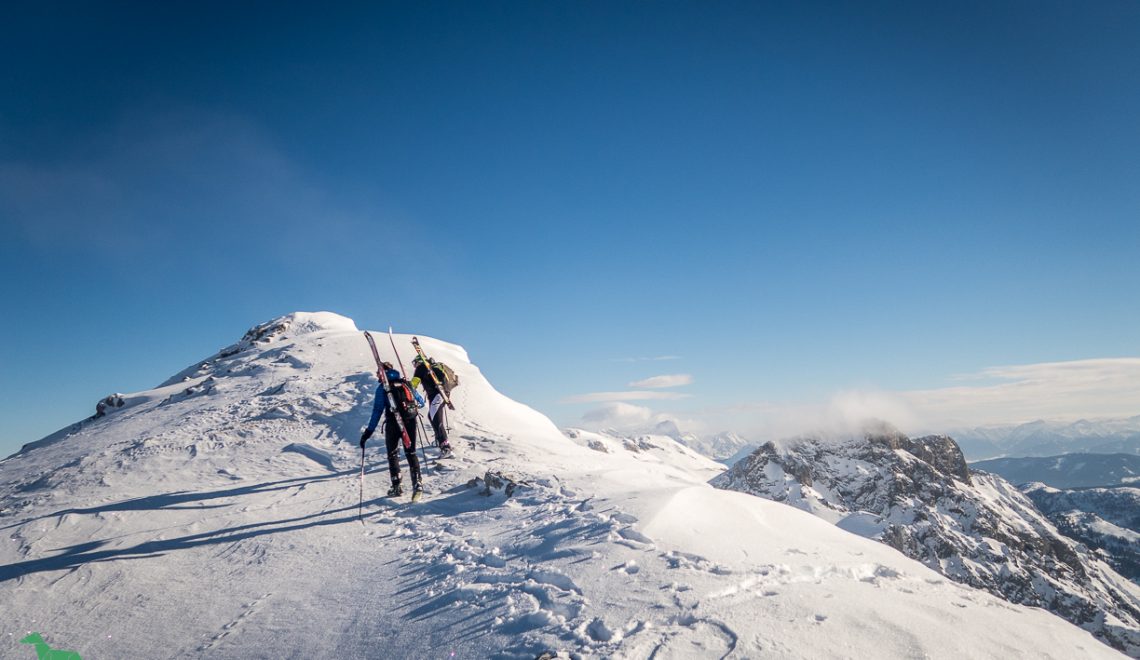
[0,313,1126,659]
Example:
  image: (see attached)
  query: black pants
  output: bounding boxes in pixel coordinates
[384,412,420,488]
[429,394,450,448]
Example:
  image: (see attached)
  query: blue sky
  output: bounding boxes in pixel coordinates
[2,1,1139,456]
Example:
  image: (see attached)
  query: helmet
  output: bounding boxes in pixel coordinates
[386,369,402,382]
[412,355,425,365]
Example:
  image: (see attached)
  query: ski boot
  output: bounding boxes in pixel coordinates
[438,443,454,459]
[387,482,403,497]
[411,484,424,502]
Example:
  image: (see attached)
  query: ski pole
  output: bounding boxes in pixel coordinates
[358,446,365,523]
[416,413,432,464]
[418,410,435,448]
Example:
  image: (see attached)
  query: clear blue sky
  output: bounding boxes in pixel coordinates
[2,1,1139,456]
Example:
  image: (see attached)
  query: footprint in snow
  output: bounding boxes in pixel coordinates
[620,615,738,660]
[662,550,732,575]
[615,526,654,547]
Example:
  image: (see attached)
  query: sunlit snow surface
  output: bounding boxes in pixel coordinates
[0,313,1125,658]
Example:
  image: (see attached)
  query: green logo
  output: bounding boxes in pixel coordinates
[19,633,82,660]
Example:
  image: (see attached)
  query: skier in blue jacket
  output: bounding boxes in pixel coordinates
[360,362,425,498]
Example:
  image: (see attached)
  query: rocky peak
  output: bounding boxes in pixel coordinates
[907,434,971,485]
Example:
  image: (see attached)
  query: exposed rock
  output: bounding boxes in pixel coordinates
[473,470,523,498]
[95,393,126,418]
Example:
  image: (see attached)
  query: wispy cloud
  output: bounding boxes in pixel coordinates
[628,374,692,389]
[576,402,703,434]
[580,402,655,426]
[610,356,681,363]
[699,357,1140,442]
[900,357,1140,427]
[560,391,692,404]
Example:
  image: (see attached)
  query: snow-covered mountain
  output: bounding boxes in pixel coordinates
[582,421,757,465]
[972,453,1140,489]
[0,313,1129,658]
[711,422,1140,656]
[951,417,1140,460]
[561,428,724,479]
[1023,483,1140,584]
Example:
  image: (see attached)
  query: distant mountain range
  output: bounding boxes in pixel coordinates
[972,453,1140,489]
[948,417,1140,460]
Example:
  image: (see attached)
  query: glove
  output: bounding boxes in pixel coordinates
[360,429,372,448]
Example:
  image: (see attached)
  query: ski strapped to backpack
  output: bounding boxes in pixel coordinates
[388,327,430,464]
[363,331,412,450]
[411,336,457,410]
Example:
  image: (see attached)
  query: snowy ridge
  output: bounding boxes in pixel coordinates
[587,421,757,465]
[712,425,1140,656]
[0,314,1129,658]
[562,428,726,481]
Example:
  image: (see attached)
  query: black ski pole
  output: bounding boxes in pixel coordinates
[358,446,365,523]
[418,413,435,448]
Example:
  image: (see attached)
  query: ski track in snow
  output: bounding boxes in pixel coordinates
[0,316,1129,659]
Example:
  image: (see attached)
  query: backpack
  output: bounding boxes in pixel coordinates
[388,381,417,415]
[430,359,460,393]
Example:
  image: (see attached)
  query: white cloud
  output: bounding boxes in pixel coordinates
[628,374,693,389]
[561,391,692,404]
[709,357,1140,442]
[826,389,920,432]
[699,390,917,442]
[580,402,655,427]
[901,358,1140,428]
[576,403,705,435]
[561,357,1140,445]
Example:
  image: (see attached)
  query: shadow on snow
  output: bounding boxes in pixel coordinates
[0,471,361,582]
